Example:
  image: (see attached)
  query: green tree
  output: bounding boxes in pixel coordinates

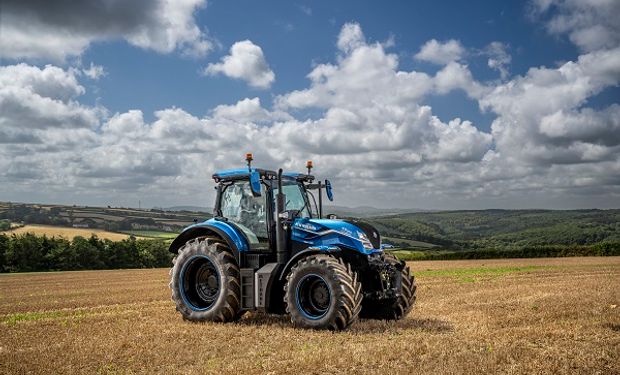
[0,234,9,272]
[72,236,104,270]
[5,233,43,272]
[137,240,172,268]
[45,238,75,270]
[111,239,140,268]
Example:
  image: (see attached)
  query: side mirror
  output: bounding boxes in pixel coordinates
[249,171,261,197]
[325,179,333,201]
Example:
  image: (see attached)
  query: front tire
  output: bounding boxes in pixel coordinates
[284,254,362,330]
[169,238,242,322]
[360,253,416,320]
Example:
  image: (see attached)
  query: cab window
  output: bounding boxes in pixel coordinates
[220,181,268,241]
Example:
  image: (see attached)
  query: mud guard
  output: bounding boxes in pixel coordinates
[168,220,250,263]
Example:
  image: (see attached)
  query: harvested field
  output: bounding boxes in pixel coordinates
[0,257,618,374]
[1,224,136,241]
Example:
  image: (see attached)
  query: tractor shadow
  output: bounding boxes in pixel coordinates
[235,313,453,334]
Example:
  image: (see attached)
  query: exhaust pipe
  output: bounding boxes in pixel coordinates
[276,169,288,264]
[318,180,323,219]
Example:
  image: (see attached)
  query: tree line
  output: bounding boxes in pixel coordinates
[0,233,173,273]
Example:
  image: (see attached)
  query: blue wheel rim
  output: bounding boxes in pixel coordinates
[295,273,332,320]
[179,255,220,311]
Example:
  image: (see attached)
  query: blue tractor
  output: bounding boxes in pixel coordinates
[169,154,416,330]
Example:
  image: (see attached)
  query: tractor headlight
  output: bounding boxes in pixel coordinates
[357,231,373,250]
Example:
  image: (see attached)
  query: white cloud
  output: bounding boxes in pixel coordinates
[82,63,106,80]
[0,0,213,61]
[427,118,493,162]
[480,47,620,165]
[212,97,292,123]
[530,0,620,52]
[277,24,435,110]
[0,64,101,132]
[485,42,511,80]
[204,40,275,89]
[539,105,620,146]
[337,23,366,53]
[433,62,487,98]
[415,39,465,65]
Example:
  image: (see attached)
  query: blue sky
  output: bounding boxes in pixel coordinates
[0,0,619,209]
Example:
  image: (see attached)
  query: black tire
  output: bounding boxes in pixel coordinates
[360,254,417,320]
[169,237,242,322]
[284,254,362,330]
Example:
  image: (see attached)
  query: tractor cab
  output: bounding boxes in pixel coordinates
[211,156,332,254]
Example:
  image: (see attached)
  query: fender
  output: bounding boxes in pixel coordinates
[168,219,250,262]
[277,246,341,281]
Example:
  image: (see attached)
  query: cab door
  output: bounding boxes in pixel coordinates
[219,181,270,251]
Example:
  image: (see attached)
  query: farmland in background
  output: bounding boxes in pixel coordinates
[0,201,206,235]
[0,257,617,374]
[5,224,140,241]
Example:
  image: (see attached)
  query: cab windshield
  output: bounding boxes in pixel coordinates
[273,180,312,218]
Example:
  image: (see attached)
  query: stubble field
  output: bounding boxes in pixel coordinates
[1,257,618,374]
[2,224,136,241]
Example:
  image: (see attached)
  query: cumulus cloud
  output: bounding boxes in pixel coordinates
[278,23,434,110]
[337,23,366,53]
[480,46,620,166]
[433,62,487,98]
[539,105,620,147]
[0,0,213,61]
[212,98,292,123]
[529,0,620,52]
[204,40,275,89]
[415,39,465,65]
[0,64,102,132]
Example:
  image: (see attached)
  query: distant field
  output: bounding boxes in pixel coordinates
[0,257,617,374]
[1,224,137,241]
[0,201,204,237]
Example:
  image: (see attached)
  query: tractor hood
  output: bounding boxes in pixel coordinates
[291,218,382,255]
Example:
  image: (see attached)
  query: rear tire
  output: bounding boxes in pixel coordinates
[360,254,416,320]
[169,238,242,322]
[284,254,362,330]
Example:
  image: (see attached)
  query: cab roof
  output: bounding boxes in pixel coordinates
[212,168,314,182]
